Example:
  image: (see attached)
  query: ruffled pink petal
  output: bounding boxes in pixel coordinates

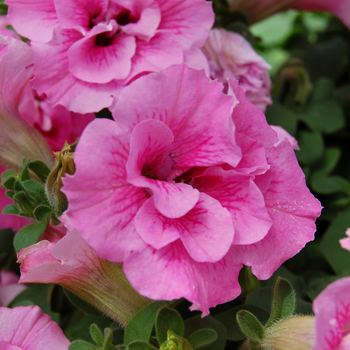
[126,119,199,218]
[234,133,269,175]
[0,305,70,349]
[62,119,146,262]
[271,125,300,151]
[124,241,242,316]
[6,0,59,42]
[232,141,322,279]
[156,0,214,49]
[135,193,234,262]
[55,0,108,32]
[112,65,242,175]
[32,28,120,113]
[125,31,183,83]
[193,167,272,245]
[313,277,350,350]
[183,46,210,76]
[68,23,136,83]
[118,0,161,40]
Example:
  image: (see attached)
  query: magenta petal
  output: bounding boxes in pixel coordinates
[193,167,272,245]
[62,119,146,261]
[126,119,174,181]
[55,0,108,31]
[120,1,161,40]
[32,28,120,113]
[157,0,214,49]
[124,241,242,315]
[126,31,183,83]
[126,119,199,218]
[6,0,58,42]
[0,306,70,349]
[112,65,242,173]
[135,193,234,262]
[68,24,136,83]
[232,142,322,279]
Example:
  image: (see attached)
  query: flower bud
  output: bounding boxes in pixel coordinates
[160,331,192,350]
[45,142,75,214]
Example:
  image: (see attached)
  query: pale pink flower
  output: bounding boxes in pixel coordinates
[6,0,214,113]
[313,276,350,350]
[228,0,350,27]
[201,28,272,112]
[17,215,150,326]
[0,305,70,349]
[62,64,321,314]
[340,228,350,251]
[0,271,26,306]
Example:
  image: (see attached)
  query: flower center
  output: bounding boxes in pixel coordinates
[115,9,139,26]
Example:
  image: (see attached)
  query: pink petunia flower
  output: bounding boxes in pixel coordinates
[201,28,272,112]
[0,305,70,349]
[17,215,150,326]
[6,0,214,114]
[0,271,26,307]
[228,0,350,27]
[62,64,321,314]
[313,276,350,350]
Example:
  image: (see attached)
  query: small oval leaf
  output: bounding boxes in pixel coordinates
[188,328,217,349]
[236,310,264,342]
[156,307,184,344]
[14,220,47,253]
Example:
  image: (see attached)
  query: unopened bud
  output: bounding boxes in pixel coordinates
[160,331,192,350]
[45,141,75,214]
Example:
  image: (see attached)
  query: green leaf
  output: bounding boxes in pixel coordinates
[265,277,295,328]
[215,305,270,342]
[184,316,226,350]
[14,180,24,192]
[1,170,17,190]
[19,158,31,181]
[124,301,166,344]
[156,307,184,344]
[64,289,103,317]
[236,310,264,343]
[29,160,51,182]
[296,131,324,164]
[311,147,341,180]
[311,176,350,195]
[250,11,298,46]
[188,328,217,349]
[90,324,104,347]
[13,221,47,253]
[33,205,54,221]
[22,180,47,204]
[69,340,98,350]
[5,190,15,199]
[126,341,158,350]
[245,287,272,311]
[265,102,298,136]
[102,327,115,350]
[319,207,350,274]
[2,204,20,215]
[299,99,345,134]
[13,191,33,213]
